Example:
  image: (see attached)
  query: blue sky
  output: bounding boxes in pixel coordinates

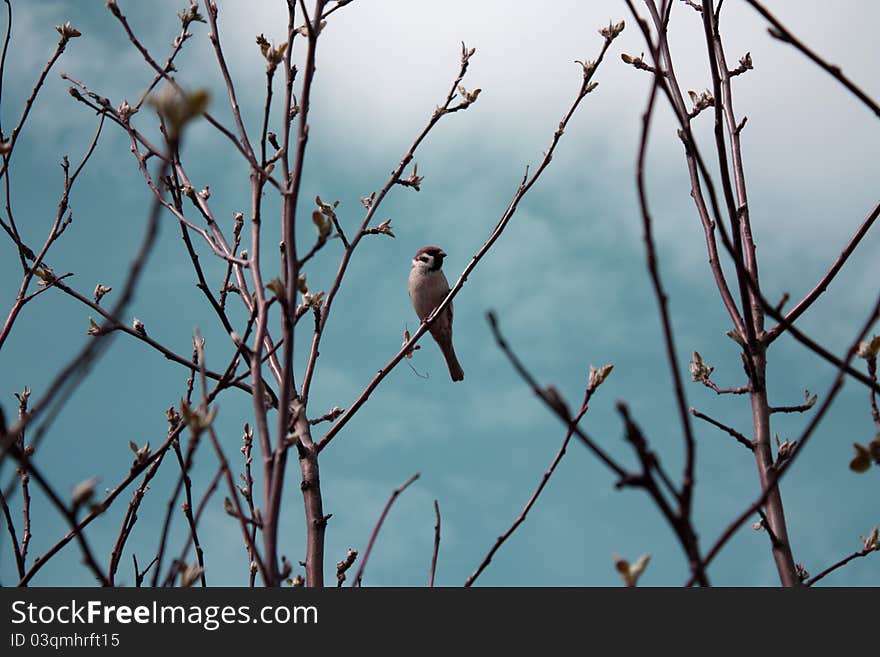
[1,0,878,586]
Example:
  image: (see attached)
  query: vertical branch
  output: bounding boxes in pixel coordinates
[0,0,12,126]
[266,0,327,588]
[696,0,760,357]
[700,0,799,586]
[239,425,260,587]
[15,389,32,569]
[429,500,440,587]
[171,436,207,587]
[626,1,747,339]
[170,464,223,583]
[247,169,276,579]
[201,0,257,162]
[690,292,880,582]
[868,357,880,431]
[629,7,697,517]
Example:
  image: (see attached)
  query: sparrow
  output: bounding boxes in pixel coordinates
[408,246,464,381]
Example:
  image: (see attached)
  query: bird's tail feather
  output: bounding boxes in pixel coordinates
[443,346,464,382]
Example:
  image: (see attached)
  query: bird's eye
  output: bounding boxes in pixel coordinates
[419,256,429,262]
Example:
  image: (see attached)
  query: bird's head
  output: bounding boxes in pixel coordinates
[412,246,447,272]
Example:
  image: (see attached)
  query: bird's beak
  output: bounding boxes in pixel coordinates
[439,250,447,257]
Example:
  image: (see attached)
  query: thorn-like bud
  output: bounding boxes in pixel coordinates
[687,89,715,116]
[166,406,181,427]
[373,219,395,238]
[178,2,206,28]
[575,59,596,76]
[312,195,338,240]
[863,527,880,552]
[94,283,112,304]
[588,364,613,391]
[179,563,203,587]
[180,399,217,437]
[398,162,424,192]
[147,86,210,141]
[689,351,714,383]
[256,34,288,71]
[55,21,82,41]
[117,99,137,121]
[402,329,422,360]
[33,264,56,287]
[856,335,880,359]
[128,440,152,469]
[72,477,99,508]
[725,329,747,348]
[599,19,625,40]
[613,552,649,587]
[87,316,103,337]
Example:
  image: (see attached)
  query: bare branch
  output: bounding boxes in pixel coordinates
[806,545,877,587]
[0,484,24,578]
[690,407,753,451]
[767,200,880,343]
[350,473,420,587]
[466,363,609,586]
[429,500,440,587]
[743,0,880,118]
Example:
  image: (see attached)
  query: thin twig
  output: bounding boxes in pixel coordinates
[0,484,24,578]
[690,407,753,451]
[170,437,207,587]
[429,500,440,587]
[485,311,627,479]
[133,554,158,587]
[743,0,880,118]
[466,374,603,586]
[0,30,74,181]
[169,464,223,586]
[766,200,880,344]
[700,379,749,395]
[107,448,168,585]
[350,473,420,587]
[805,547,875,587]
